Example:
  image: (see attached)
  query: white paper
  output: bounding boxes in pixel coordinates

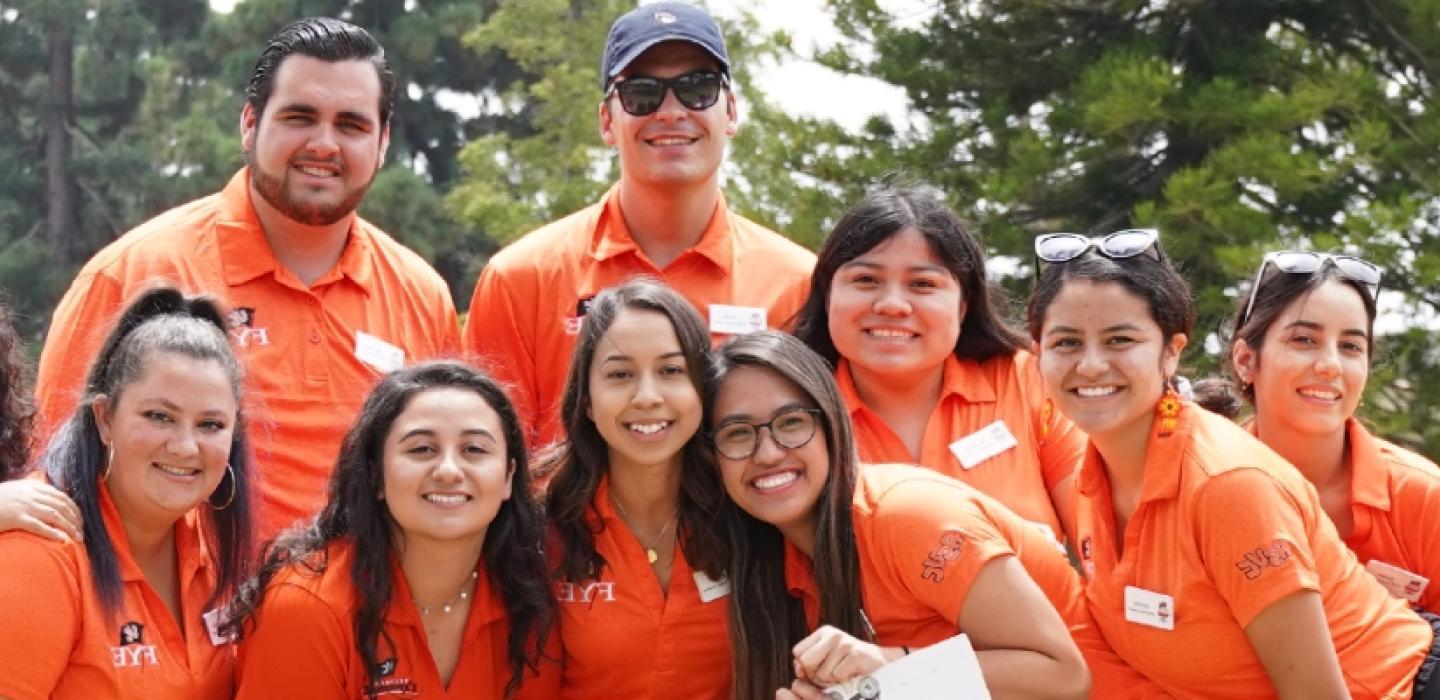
[824,633,990,699]
[1366,559,1429,604]
[948,420,1018,470]
[355,331,405,373]
[708,304,767,335]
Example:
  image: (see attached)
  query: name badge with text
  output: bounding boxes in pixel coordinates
[1366,560,1429,604]
[709,304,767,335]
[355,331,405,373]
[202,608,232,647]
[1124,586,1175,631]
[949,420,1018,470]
[694,570,732,603]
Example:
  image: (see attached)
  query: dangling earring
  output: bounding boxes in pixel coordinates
[1157,385,1182,438]
[102,443,115,482]
[1040,397,1055,443]
[208,465,237,510]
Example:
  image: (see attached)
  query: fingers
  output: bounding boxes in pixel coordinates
[779,679,825,700]
[0,480,84,542]
[17,514,71,542]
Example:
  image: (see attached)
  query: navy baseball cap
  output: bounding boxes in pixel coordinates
[600,2,730,89]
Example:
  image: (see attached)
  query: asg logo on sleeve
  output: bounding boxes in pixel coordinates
[227,306,271,348]
[920,530,966,583]
[111,621,158,668]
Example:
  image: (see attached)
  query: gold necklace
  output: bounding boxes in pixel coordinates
[412,570,478,616]
[608,491,679,564]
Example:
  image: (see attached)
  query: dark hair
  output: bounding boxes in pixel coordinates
[41,286,253,617]
[705,330,867,700]
[1200,261,1379,414]
[0,299,32,481]
[246,17,396,127]
[791,183,1027,367]
[1026,251,1196,346]
[226,361,553,698]
[544,279,727,584]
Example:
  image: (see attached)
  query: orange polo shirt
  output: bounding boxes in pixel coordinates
[235,539,558,699]
[1251,419,1440,612]
[784,463,1085,648]
[0,486,232,699]
[464,184,814,448]
[554,477,731,699]
[836,351,1083,544]
[1076,403,1431,698]
[35,169,460,540]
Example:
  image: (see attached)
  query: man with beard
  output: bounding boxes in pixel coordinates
[27,17,459,541]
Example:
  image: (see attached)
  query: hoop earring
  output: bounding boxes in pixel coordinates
[208,465,237,510]
[102,444,115,482]
[1157,386,1182,438]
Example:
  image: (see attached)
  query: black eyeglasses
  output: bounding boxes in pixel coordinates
[1241,251,1382,326]
[605,70,728,116]
[1034,229,1165,267]
[710,407,821,461]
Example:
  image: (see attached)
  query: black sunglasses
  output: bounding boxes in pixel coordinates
[1241,251,1382,326]
[1033,229,1165,273]
[605,70,728,117]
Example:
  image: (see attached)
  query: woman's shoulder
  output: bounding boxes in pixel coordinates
[262,539,359,613]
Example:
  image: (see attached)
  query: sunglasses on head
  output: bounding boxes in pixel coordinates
[1241,250,1382,326]
[605,70,728,117]
[1034,229,1165,270]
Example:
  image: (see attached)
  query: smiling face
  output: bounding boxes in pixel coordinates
[599,41,737,189]
[587,309,704,474]
[93,353,238,528]
[241,55,389,227]
[381,388,513,549]
[827,228,964,387]
[1235,279,1370,441]
[1037,279,1186,444]
[711,365,829,544]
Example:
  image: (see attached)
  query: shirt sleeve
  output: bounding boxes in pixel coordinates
[1193,468,1321,628]
[234,582,352,698]
[34,271,126,444]
[870,480,1015,625]
[0,536,82,700]
[463,264,541,447]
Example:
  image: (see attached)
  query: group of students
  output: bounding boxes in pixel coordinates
[0,178,1437,699]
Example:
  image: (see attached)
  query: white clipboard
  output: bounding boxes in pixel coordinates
[824,634,991,699]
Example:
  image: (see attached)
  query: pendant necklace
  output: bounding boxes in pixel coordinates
[609,491,679,564]
[413,570,479,616]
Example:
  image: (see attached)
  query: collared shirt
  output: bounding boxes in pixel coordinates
[34,169,460,539]
[1076,404,1430,698]
[837,351,1084,544]
[554,477,731,699]
[783,463,1085,648]
[464,184,815,448]
[0,487,232,699]
[235,539,558,698]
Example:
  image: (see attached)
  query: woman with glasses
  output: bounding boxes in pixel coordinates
[230,361,557,698]
[541,279,731,699]
[707,330,1090,700]
[1201,251,1440,614]
[791,184,1083,550]
[0,287,253,698]
[1027,234,1438,697]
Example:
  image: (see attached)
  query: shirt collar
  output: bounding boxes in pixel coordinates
[1076,400,1191,505]
[216,168,375,294]
[783,537,819,624]
[590,184,734,271]
[1345,417,1391,511]
[385,553,504,629]
[835,354,997,412]
[99,484,210,583]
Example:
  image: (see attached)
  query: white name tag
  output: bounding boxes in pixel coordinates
[201,608,231,647]
[708,304,767,335]
[694,570,732,603]
[824,633,990,699]
[948,420,1018,470]
[1124,586,1175,630]
[1366,560,1429,604]
[355,331,405,373]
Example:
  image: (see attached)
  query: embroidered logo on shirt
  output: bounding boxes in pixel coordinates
[227,306,271,348]
[556,580,617,603]
[1235,540,1293,580]
[920,530,966,583]
[111,621,158,668]
[378,657,397,677]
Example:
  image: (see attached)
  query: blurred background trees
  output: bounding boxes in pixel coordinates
[0,0,1435,453]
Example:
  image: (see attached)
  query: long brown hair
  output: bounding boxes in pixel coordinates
[705,330,868,700]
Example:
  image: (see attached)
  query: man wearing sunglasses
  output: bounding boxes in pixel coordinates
[464,2,815,448]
